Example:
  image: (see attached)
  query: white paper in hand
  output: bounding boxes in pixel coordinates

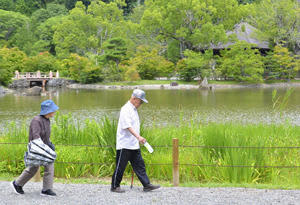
[144,142,154,153]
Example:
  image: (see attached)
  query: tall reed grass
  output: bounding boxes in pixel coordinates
[1,113,300,186]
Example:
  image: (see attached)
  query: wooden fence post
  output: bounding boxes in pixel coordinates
[33,167,41,182]
[173,138,179,186]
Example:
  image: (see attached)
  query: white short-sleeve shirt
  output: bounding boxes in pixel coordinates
[116,101,140,150]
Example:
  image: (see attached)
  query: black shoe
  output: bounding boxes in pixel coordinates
[111,187,125,193]
[41,189,56,197]
[143,184,161,192]
[11,181,24,195]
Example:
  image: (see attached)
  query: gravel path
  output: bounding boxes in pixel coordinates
[1,181,300,205]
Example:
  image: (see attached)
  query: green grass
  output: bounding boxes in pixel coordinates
[264,79,300,84]
[209,79,300,85]
[93,79,300,86]
[1,113,300,187]
[208,80,242,85]
[95,80,199,85]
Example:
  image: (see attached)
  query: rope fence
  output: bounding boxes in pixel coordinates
[2,142,300,149]
[2,138,300,186]
[179,145,300,149]
[1,160,299,169]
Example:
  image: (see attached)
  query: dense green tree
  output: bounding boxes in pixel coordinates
[14,0,44,16]
[0,0,143,15]
[65,0,91,10]
[101,63,124,82]
[0,47,27,85]
[11,4,67,55]
[79,66,104,83]
[140,0,252,58]
[53,2,89,58]
[177,50,214,81]
[31,3,67,28]
[61,53,103,83]
[237,0,261,4]
[123,66,141,81]
[31,9,52,28]
[0,0,14,11]
[65,0,79,10]
[167,39,181,63]
[122,0,144,15]
[0,56,12,86]
[0,47,27,72]
[218,41,264,82]
[87,0,125,48]
[33,16,66,55]
[23,52,60,72]
[127,45,174,80]
[251,0,300,53]
[65,0,78,10]
[53,1,126,58]
[263,51,279,80]
[0,10,29,44]
[12,23,36,56]
[211,0,253,30]
[46,3,68,16]
[100,38,127,66]
[125,5,160,58]
[270,45,299,80]
[0,0,298,84]
[98,37,128,82]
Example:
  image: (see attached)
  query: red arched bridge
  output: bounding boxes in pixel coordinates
[14,70,59,87]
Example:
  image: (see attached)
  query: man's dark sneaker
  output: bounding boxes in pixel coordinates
[41,189,56,197]
[11,181,24,195]
[143,184,161,192]
[111,187,125,193]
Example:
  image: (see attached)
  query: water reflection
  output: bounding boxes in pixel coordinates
[0,87,300,131]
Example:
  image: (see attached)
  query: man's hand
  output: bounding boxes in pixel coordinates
[128,127,146,144]
[137,136,146,144]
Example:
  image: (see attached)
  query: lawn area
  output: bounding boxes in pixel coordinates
[96,80,199,85]
[94,79,300,86]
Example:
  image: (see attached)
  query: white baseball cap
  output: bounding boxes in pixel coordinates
[132,89,148,103]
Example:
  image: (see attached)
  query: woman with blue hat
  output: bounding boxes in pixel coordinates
[11,100,59,197]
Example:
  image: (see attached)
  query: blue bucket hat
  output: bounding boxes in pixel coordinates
[40,100,59,115]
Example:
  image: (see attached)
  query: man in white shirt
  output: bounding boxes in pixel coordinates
[111,89,160,193]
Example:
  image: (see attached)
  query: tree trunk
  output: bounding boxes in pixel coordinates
[179,40,185,59]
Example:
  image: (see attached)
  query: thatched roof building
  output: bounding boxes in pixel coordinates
[212,22,270,50]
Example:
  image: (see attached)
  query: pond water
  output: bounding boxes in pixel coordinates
[0,87,299,130]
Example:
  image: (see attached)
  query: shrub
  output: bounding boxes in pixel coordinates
[218,41,264,83]
[129,45,174,80]
[124,66,141,81]
[177,50,214,81]
[61,53,103,83]
[0,47,27,85]
[24,51,60,72]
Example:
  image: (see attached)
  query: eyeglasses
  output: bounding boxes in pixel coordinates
[137,99,143,104]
